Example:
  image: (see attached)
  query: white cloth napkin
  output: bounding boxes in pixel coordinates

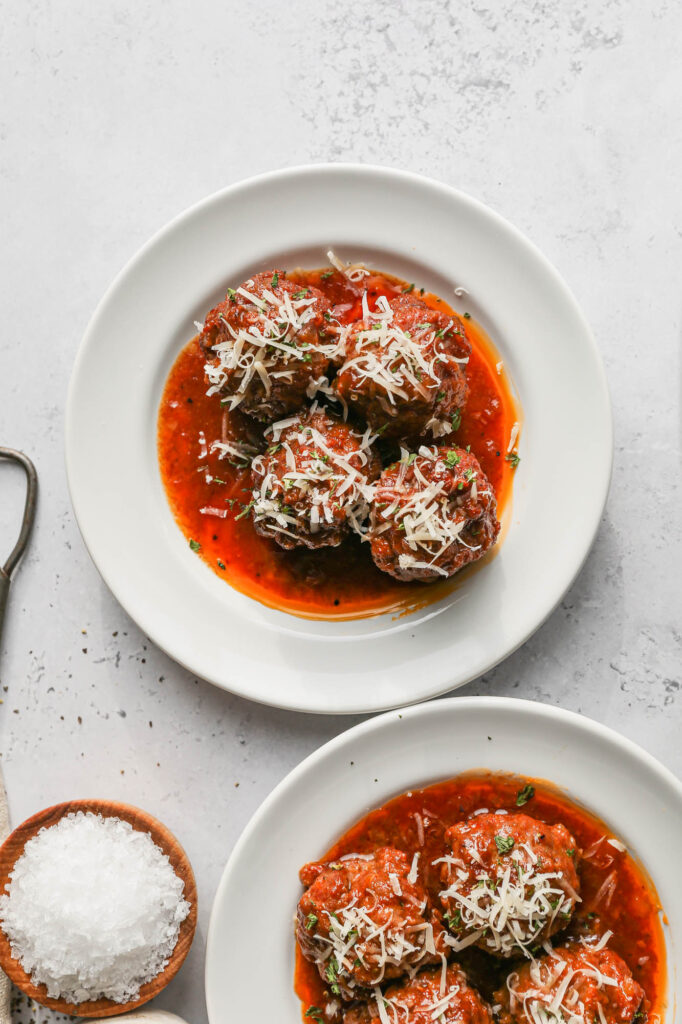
[0,766,10,1024]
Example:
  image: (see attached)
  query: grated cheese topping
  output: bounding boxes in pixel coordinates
[373,448,486,575]
[209,438,257,467]
[203,282,340,411]
[437,841,580,958]
[506,946,620,1024]
[337,293,468,427]
[250,409,377,542]
[305,894,437,994]
[327,249,371,283]
[371,967,466,1024]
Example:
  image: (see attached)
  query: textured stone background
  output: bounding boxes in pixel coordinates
[1,2,680,1021]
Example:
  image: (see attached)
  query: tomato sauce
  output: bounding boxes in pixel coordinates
[294,773,666,1021]
[157,269,520,620]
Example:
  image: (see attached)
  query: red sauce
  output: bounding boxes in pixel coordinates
[294,773,666,1021]
[157,269,520,620]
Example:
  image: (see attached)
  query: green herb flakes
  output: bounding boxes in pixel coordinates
[516,783,535,806]
[495,835,515,855]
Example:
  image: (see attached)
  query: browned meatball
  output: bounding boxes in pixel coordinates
[250,406,380,550]
[200,271,338,420]
[438,812,581,958]
[333,295,470,440]
[296,847,445,1000]
[368,446,499,582]
[494,944,644,1024]
[343,964,494,1024]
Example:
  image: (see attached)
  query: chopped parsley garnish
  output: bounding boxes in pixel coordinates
[321,270,334,280]
[226,287,237,301]
[305,913,318,931]
[516,783,535,806]
[217,560,226,570]
[445,450,461,468]
[189,539,201,552]
[566,848,576,858]
[235,499,254,521]
[324,957,341,995]
[213,477,227,485]
[445,910,461,929]
[402,283,415,293]
[495,835,515,855]
[271,272,279,289]
[267,443,282,454]
[405,453,417,466]
[301,353,312,362]
[305,1008,324,1024]
[436,391,446,402]
[463,311,471,319]
[292,289,310,300]
[505,451,521,468]
[451,409,462,431]
[375,423,388,435]
[464,468,476,482]
[323,311,332,321]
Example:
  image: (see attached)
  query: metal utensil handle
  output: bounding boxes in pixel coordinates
[0,447,38,647]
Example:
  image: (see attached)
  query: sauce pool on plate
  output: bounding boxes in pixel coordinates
[157,267,520,620]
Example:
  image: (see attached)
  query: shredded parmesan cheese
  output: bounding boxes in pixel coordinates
[304,891,436,994]
[374,448,486,574]
[337,295,468,424]
[508,421,520,453]
[203,282,340,411]
[251,411,377,541]
[506,947,621,1024]
[437,843,580,958]
[327,249,370,282]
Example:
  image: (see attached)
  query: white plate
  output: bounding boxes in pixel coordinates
[66,165,612,713]
[205,697,679,1023]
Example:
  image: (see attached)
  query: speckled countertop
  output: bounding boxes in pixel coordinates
[1,2,680,1022]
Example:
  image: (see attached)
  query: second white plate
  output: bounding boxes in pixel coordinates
[206,698,678,1024]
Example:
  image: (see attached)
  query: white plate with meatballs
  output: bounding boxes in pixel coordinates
[205,697,679,1024]
[66,164,612,713]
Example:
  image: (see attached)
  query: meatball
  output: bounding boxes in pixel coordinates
[494,944,644,1024]
[296,847,445,999]
[343,965,494,1024]
[334,295,470,440]
[250,406,380,550]
[200,271,338,420]
[368,446,500,582]
[438,812,581,958]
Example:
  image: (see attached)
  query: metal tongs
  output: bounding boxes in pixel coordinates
[0,447,37,647]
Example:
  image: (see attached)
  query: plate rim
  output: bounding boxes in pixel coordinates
[65,163,614,714]
[205,695,680,1023]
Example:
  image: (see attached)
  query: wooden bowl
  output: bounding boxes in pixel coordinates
[0,799,198,1018]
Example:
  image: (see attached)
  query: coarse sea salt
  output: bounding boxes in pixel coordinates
[0,811,190,1004]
